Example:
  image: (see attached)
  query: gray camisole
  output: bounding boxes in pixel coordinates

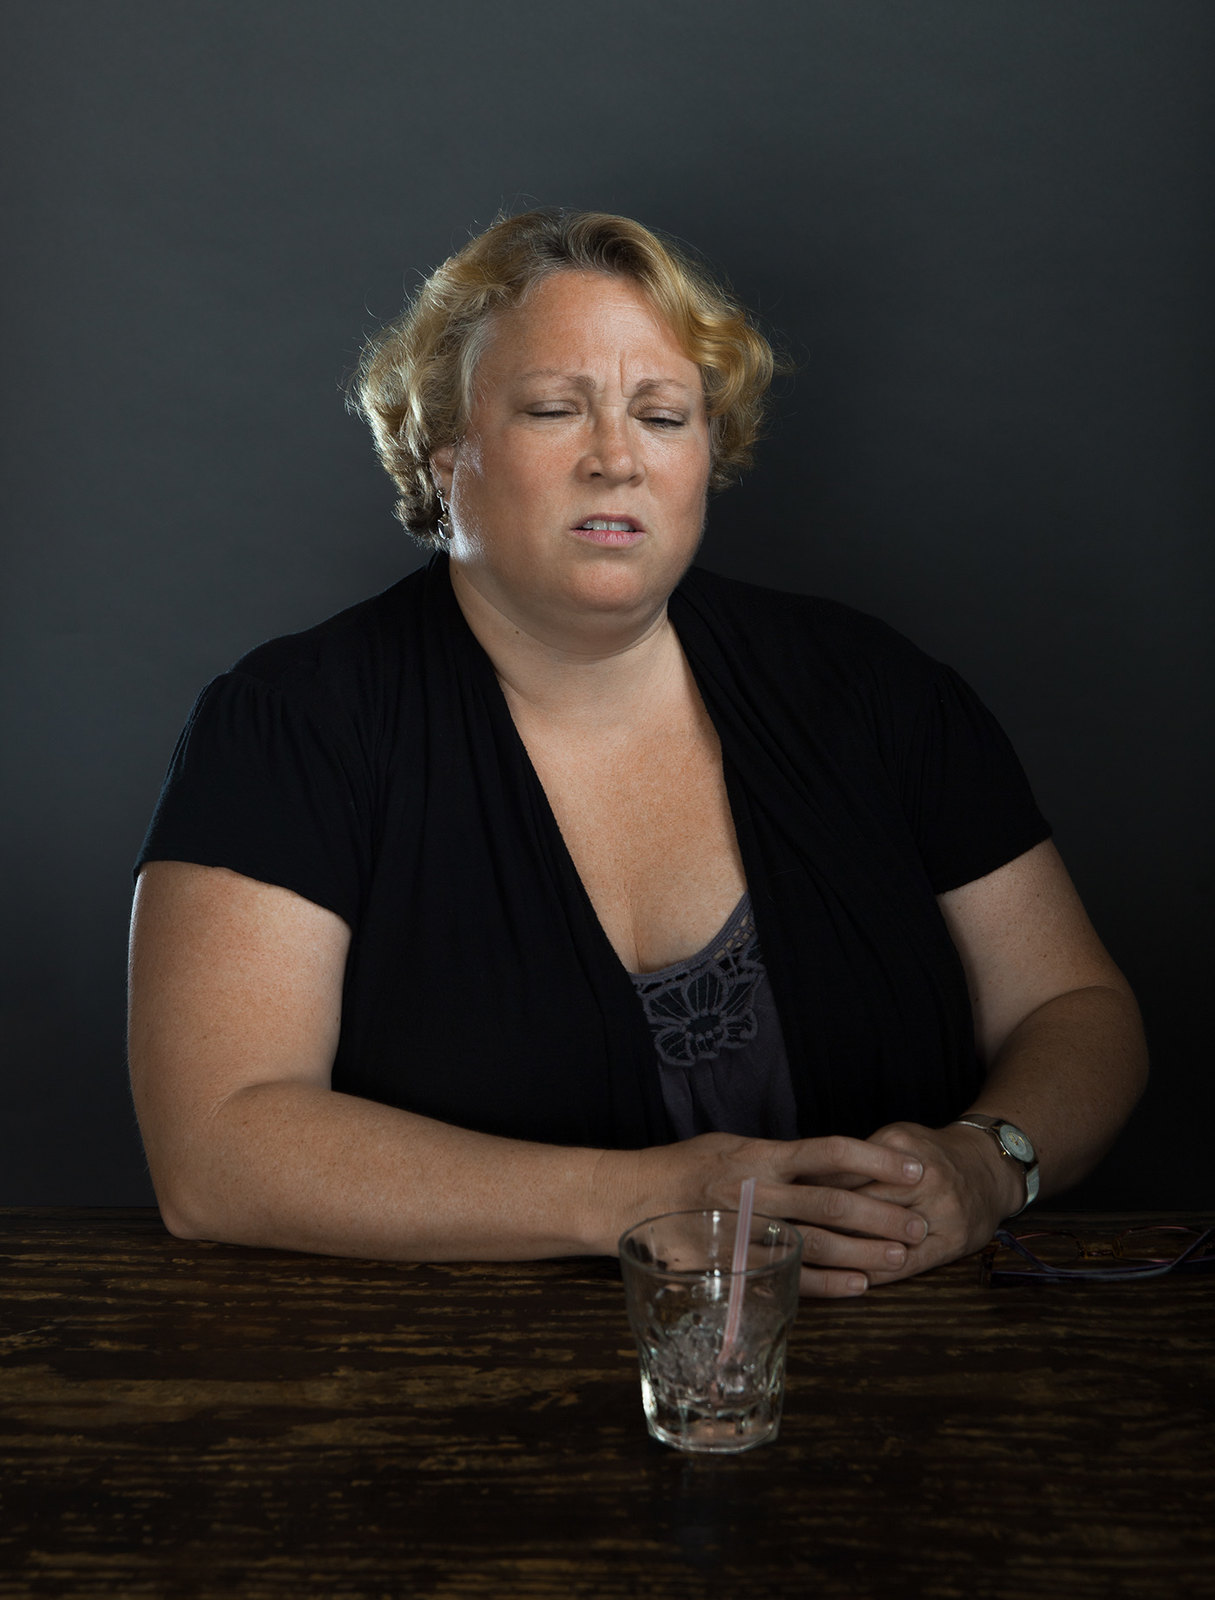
[629,893,799,1140]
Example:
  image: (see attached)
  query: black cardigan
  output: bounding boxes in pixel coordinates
[138,556,1050,1149]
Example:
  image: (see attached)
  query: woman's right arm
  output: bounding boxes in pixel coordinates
[129,861,926,1289]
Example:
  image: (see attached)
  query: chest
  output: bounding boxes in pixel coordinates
[510,702,746,974]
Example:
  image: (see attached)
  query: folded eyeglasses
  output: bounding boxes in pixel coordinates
[980,1224,1215,1286]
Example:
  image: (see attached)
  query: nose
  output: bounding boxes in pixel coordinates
[580,409,642,484]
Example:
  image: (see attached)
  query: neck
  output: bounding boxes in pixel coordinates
[449,560,684,730]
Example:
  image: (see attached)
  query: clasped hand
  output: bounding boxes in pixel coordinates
[641,1123,1014,1297]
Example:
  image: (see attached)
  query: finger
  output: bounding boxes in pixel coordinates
[803,1172,874,1192]
[860,1179,933,1207]
[759,1180,929,1247]
[784,1134,926,1190]
[799,1226,969,1295]
[866,1122,932,1153]
[860,1235,963,1286]
[799,1224,914,1278]
[799,1264,871,1298]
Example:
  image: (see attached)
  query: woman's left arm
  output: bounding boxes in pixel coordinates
[857,838,1149,1282]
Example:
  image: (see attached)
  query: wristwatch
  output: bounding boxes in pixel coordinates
[950,1114,1040,1217]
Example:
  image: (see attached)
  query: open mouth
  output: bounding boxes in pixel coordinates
[574,518,642,533]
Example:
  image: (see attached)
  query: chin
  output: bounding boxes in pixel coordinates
[560,562,663,616]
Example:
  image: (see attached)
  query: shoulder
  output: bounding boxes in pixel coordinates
[672,565,992,766]
[167,563,449,781]
[227,563,433,703]
[673,565,940,688]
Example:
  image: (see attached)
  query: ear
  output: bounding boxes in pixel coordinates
[430,443,456,498]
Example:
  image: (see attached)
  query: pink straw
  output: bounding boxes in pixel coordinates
[719,1176,757,1364]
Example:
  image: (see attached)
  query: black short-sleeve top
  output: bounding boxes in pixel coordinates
[137,558,1051,1149]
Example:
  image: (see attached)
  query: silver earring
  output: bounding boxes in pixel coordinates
[436,491,451,542]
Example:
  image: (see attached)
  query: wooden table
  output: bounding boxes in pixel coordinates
[1,1208,1213,1599]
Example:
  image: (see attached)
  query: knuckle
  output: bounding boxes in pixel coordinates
[819,1187,850,1223]
[821,1134,852,1166]
[800,1228,827,1261]
[881,1122,920,1152]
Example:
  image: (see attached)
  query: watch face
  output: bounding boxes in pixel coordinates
[997,1124,1034,1163]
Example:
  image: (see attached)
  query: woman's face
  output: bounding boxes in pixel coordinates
[433,270,712,647]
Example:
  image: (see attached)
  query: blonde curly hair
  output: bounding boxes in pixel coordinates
[350,209,776,547]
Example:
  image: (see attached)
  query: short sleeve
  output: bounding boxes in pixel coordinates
[893,662,1052,894]
[135,670,368,925]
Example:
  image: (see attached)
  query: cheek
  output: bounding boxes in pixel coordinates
[658,427,710,488]
[449,435,484,499]
[672,451,711,517]
[466,434,561,503]
[449,437,558,556]
[451,440,507,524]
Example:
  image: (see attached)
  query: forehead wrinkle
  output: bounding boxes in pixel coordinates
[515,368,700,397]
[517,368,596,391]
[631,376,699,395]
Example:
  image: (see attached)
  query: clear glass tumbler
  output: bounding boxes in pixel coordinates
[619,1208,803,1454]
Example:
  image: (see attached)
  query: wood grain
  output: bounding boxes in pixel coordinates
[1,1208,1213,1599]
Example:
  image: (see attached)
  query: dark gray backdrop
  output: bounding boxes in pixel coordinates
[3,1,1211,1208]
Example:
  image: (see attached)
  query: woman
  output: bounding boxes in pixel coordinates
[129,209,1147,1296]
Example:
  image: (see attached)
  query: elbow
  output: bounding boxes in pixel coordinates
[133,1082,261,1247]
[159,1206,204,1243]
[1108,979,1151,1100]
[139,1119,238,1244]
[149,1166,221,1243]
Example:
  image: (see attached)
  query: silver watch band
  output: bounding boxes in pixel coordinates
[950,1115,1040,1217]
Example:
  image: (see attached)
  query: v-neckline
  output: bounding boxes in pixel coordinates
[444,559,747,981]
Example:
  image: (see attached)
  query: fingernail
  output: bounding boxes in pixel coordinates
[885,1244,906,1266]
[846,1276,868,1294]
[903,1159,923,1180]
[906,1217,928,1242]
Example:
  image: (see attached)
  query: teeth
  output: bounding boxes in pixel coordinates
[580,519,635,532]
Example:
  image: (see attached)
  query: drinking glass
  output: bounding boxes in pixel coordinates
[619,1208,802,1454]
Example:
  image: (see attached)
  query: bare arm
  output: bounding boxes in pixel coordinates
[129,860,929,1290]
[857,839,1148,1280]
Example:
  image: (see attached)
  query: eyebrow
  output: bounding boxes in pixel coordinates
[516,369,699,394]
